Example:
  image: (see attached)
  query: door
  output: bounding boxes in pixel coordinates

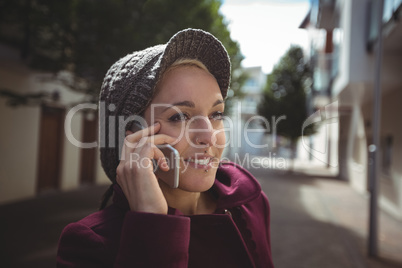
[37,104,65,193]
[79,110,98,185]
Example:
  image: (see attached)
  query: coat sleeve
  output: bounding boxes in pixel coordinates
[257,191,274,267]
[57,211,191,268]
[57,222,109,268]
[261,192,274,266]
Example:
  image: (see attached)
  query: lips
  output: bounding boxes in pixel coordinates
[185,158,212,165]
[183,155,215,169]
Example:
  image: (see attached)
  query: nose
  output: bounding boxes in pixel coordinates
[186,116,216,148]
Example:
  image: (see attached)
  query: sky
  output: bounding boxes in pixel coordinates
[219,0,310,74]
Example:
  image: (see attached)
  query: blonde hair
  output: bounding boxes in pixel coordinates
[154,58,212,94]
[167,58,210,74]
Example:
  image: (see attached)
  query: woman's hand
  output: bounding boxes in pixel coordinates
[116,122,176,214]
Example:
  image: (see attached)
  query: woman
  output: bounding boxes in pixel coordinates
[57,28,274,268]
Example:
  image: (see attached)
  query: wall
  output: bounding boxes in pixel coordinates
[0,45,108,205]
[333,0,375,97]
[0,101,40,203]
[0,62,40,203]
[378,89,402,218]
[337,83,368,190]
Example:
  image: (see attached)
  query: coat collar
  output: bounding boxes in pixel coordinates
[212,161,261,209]
[112,161,261,213]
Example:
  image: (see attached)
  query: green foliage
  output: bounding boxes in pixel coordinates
[0,88,49,107]
[0,0,244,101]
[258,45,315,143]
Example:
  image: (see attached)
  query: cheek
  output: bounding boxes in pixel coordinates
[158,124,188,153]
[160,124,186,142]
[214,130,226,156]
[215,130,225,144]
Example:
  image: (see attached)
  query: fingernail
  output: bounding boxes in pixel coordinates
[164,159,170,171]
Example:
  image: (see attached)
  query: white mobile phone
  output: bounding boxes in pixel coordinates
[130,121,180,188]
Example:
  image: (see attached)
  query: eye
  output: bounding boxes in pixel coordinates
[168,112,190,122]
[210,111,224,121]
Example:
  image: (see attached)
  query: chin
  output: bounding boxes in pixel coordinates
[178,169,217,192]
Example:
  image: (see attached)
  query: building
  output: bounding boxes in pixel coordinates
[240,66,267,116]
[226,66,268,159]
[301,0,402,219]
[0,43,109,205]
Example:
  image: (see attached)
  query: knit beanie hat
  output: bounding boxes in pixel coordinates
[99,28,231,181]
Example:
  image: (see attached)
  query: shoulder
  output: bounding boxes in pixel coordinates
[75,204,125,230]
[58,204,125,257]
[60,204,125,244]
[57,206,125,266]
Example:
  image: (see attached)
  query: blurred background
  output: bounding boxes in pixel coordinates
[1,0,402,267]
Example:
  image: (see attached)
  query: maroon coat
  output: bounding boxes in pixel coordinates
[57,162,274,267]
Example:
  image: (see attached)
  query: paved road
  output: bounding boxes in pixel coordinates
[0,185,108,268]
[1,167,402,268]
[251,169,402,268]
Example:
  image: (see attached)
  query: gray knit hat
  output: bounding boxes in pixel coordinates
[99,28,231,181]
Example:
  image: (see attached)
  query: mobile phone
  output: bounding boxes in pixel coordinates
[130,120,180,188]
[154,144,180,188]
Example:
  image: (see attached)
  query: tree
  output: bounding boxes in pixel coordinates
[0,0,244,102]
[258,45,314,171]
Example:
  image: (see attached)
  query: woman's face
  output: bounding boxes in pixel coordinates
[144,65,226,192]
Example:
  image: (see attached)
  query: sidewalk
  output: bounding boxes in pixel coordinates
[0,166,401,268]
[0,184,109,268]
[251,166,402,268]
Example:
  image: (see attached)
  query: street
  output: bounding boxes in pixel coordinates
[252,168,402,268]
[1,166,402,268]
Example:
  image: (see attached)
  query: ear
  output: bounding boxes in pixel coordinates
[125,130,134,136]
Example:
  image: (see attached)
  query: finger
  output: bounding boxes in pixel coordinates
[152,146,170,171]
[125,122,160,144]
[133,142,170,171]
[125,130,134,136]
[126,134,177,153]
[125,140,169,172]
[146,134,177,147]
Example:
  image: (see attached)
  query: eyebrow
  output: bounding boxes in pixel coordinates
[162,99,224,113]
